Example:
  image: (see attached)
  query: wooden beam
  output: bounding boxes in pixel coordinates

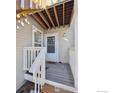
[53,6,59,27]
[63,2,65,26]
[32,14,47,29]
[38,12,51,29]
[45,9,55,28]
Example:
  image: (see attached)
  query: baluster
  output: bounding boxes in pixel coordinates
[31,49,33,65]
[29,50,31,67]
[23,49,26,70]
[40,65,43,90]
[25,49,27,70]
[34,75,37,93]
[36,50,38,57]
[38,73,40,93]
[27,50,29,69]
[28,50,30,69]
[33,48,35,63]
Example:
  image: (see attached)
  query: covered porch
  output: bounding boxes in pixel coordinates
[16,0,77,93]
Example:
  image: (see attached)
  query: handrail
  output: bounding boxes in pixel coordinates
[29,47,45,73]
[28,47,46,93]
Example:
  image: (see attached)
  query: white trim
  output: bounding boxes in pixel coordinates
[45,80,77,93]
[30,0,32,9]
[20,0,24,9]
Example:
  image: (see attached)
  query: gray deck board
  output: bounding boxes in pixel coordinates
[46,62,74,87]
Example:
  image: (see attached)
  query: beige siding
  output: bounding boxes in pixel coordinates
[44,26,74,63]
[16,16,43,90]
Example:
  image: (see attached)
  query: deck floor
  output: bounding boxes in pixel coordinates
[46,62,74,87]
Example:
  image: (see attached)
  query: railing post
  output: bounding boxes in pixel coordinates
[23,47,46,93]
[34,74,37,93]
[38,72,40,93]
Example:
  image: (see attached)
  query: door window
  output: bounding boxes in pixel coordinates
[47,36,55,53]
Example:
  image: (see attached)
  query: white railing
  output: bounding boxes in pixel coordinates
[29,47,46,93]
[69,47,75,79]
[23,47,46,93]
[23,47,41,70]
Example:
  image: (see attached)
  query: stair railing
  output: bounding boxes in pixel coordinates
[23,47,41,71]
[29,47,46,93]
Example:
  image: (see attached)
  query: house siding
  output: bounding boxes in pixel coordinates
[44,26,74,63]
[16,16,43,90]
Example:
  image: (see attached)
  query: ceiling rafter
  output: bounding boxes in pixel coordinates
[63,2,65,26]
[38,12,51,29]
[45,9,55,28]
[32,14,47,29]
[53,6,60,27]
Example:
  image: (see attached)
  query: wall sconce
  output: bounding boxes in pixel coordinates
[63,32,69,41]
[63,32,67,37]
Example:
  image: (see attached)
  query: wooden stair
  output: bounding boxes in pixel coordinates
[16,81,34,93]
[16,81,47,93]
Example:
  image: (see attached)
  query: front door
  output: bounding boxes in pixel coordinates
[44,33,59,62]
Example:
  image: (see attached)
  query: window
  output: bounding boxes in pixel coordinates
[47,36,55,53]
[32,25,43,47]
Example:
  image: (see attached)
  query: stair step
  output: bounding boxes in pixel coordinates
[24,73,42,84]
[16,81,34,93]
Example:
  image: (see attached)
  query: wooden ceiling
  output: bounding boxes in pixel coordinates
[31,0,74,30]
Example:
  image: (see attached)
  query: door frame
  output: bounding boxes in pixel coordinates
[44,32,59,62]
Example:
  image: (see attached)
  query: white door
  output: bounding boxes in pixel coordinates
[44,33,59,62]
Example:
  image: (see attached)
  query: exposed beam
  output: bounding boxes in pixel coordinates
[32,14,47,29]
[38,12,51,29]
[45,9,55,28]
[53,6,59,27]
[63,2,65,26]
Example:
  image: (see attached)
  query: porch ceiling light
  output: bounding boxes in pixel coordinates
[27,21,30,24]
[21,21,24,26]
[18,20,21,23]
[17,14,20,18]
[24,18,28,23]
[16,25,19,29]
[24,18,30,24]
